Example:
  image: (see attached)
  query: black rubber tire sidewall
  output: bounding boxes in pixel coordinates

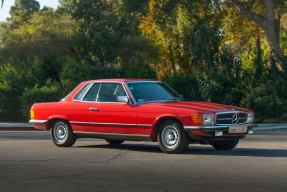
[157,120,190,154]
[50,119,77,147]
[212,139,239,150]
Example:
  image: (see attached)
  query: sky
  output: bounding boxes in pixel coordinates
[0,0,60,22]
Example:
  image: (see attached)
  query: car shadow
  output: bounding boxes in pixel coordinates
[76,143,287,157]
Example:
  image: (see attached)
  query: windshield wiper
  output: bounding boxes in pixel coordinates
[168,97,185,102]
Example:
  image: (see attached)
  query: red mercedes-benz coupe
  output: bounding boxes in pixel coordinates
[29,79,257,153]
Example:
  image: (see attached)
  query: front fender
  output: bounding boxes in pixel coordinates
[150,114,185,141]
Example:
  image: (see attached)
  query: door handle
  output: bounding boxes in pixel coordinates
[89,108,98,111]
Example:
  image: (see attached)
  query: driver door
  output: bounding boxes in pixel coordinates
[87,83,138,134]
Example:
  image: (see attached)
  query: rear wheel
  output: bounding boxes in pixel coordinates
[50,120,76,147]
[157,120,190,154]
[211,139,239,150]
[105,139,124,144]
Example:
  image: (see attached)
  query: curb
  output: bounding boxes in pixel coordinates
[254,127,287,132]
[0,127,41,131]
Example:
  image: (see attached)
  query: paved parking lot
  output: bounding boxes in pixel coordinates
[1,131,287,192]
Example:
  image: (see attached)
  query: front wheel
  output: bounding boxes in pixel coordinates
[211,139,239,150]
[50,120,77,147]
[157,120,190,154]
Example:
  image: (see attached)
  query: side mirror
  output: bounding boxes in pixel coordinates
[179,95,183,98]
[117,96,129,103]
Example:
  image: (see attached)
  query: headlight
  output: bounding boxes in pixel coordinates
[202,115,214,125]
[247,113,254,123]
[191,114,214,125]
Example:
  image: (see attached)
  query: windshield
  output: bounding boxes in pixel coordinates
[126,82,180,103]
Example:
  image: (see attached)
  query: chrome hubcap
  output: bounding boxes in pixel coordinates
[53,122,68,143]
[161,125,179,148]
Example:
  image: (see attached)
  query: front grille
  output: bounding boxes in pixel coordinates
[216,112,248,125]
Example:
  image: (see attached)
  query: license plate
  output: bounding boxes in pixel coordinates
[229,126,247,133]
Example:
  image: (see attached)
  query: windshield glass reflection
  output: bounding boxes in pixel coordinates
[126,82,180,103]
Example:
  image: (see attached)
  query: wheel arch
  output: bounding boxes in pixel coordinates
[46,115,70,130]
[150,115,184,141]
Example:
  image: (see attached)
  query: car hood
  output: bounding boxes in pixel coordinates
[142,101,250,114]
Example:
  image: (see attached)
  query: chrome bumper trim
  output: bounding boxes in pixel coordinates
[184,124,258,131]
[29,120,48,124]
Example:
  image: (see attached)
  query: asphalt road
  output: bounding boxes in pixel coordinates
[0,131,287,192]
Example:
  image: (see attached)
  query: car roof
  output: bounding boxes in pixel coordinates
[83,79,160,83]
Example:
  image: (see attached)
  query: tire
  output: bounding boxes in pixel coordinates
[157,120,190,154]
[50,119,77,147]
[211,139,239,150]
[105,139,124,144]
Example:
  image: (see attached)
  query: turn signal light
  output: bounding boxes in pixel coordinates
[191,115,203,125]
[30,110,34,118]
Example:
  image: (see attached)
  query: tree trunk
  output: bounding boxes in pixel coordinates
[255,32,262,77]
[230,0,284,70]
[263,0,284,69]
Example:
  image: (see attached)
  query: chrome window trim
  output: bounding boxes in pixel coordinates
[29,120,47,124]
[215,111,248,125]
[72,82,131,104]
[72,100,128,104]
[70,121,152,127]
[96,82,130,104]
[81,83,99,102]
[125,81,181,104]
[72,83,93,101]
[81,83,102,102]
[124,82,137,104]
[61,83,81,101]
[163,82,181,97]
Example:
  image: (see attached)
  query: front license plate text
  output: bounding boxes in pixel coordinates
[229,126,247,133]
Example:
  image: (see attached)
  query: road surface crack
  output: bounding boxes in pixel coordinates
[96,150,129,163]
[19,159,64,163]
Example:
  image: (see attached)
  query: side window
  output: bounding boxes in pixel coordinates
[83,83,101,101]
[97,83,127,102]
[73,83,92,100]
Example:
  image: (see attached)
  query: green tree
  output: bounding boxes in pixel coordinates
[20,79,64,118]
[58,0,77,13]
[72,0,158,68]
[73,0,136,66]
[0,58,36,121]
[0,9,78,64]
[10,0,40,15]
[140,0,225,74]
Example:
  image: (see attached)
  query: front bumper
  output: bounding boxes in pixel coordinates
[29,120,47,124]
[29,119,48,131]
[184,124,258,141]
[184,124,257,131]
